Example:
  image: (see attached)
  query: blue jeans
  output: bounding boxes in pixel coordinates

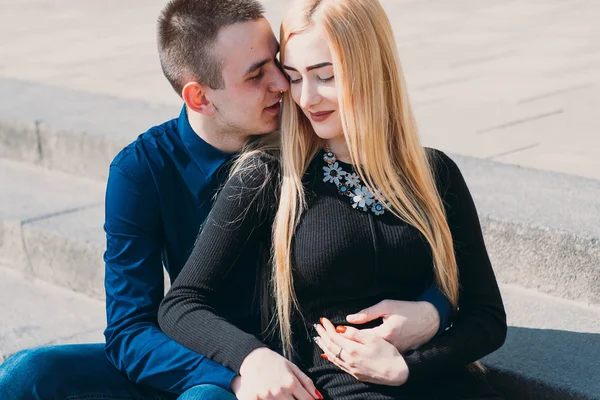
[0,343,236,400]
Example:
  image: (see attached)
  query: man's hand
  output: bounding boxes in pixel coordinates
[234,347,323,400]
[346,300,440,353]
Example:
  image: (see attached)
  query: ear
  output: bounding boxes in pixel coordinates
[181,81,216,116]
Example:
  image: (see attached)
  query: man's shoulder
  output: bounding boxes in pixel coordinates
[110,118,179,182]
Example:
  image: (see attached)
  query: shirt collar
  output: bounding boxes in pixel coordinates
[178,105,233,178]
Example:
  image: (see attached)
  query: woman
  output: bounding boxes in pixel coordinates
[159,0,507,398]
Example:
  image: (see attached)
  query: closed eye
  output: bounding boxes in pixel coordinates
[250,71,264,81]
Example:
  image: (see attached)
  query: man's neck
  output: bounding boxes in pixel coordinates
[186,109,247,155]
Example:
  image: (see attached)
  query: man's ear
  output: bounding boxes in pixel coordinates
[182,82,216,116]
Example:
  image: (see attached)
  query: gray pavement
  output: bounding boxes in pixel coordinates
[0,266,104,362]
[1,0,599,178]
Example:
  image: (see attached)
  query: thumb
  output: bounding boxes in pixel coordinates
[346,300,390,324]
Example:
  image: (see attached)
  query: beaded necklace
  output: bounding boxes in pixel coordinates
[322,150,390,215]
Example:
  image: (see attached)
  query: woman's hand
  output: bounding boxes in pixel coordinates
[236,347,324,400]
[346,300,440,353]
[314,318,409,386]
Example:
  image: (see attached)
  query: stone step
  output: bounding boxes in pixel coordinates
[1,146,599,306]
[0,157,106,299]
[0,266,105,362]
[0,76,179,180]
[485,284,600,399]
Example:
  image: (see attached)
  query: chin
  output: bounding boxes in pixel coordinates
[312,129,341,140]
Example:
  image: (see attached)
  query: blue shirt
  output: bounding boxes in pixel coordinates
[103,105,451,394]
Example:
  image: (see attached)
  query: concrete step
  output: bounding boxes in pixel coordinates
[1,146,599,307]
[0,158,106,299]
[0,266,104,362]
[0,76,179,180]
[455,155,600,306]
[485,284,600,400]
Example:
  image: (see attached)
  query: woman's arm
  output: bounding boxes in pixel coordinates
[158,155,275,373]
[402,150,507,381]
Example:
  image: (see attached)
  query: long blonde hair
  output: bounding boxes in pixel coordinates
[273,0,483,372]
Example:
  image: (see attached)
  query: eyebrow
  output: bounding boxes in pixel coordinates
[283,62,333,72]
[246,59,270,75]
[245,44,281,75]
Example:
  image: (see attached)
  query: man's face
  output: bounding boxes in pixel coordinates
[206,18,289,136]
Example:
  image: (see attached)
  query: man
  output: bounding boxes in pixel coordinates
[0,0,449,399]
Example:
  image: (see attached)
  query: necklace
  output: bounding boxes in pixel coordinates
[322,149,390,215]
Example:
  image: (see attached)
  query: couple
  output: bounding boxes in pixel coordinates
[0,0,507,399]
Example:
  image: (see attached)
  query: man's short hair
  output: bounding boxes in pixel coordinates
[158,0,265,94]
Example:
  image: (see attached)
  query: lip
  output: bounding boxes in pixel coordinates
[309,110,334,122]
[264,100,282,115]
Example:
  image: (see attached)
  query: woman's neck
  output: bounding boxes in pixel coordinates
[325,137,352,163]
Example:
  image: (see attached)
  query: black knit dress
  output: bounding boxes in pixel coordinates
[159,149,507,400]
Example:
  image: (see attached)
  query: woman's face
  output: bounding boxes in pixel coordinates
[283,26,343,141]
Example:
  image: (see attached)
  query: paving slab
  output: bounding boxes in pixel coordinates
[1,0,599,179]
[0,266,104,362]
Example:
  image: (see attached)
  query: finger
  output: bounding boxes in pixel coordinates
[319,318,362,352]
[319,346,358,380]
[289,362,323,400]
[346,300,390,324]
[314,335,352,371]
[314,324,341,358]
[336,325,378,345]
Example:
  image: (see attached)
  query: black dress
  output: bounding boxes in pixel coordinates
[159,149,507,399]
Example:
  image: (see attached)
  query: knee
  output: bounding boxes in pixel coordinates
[178,384,237,400]
[0,347,65,400]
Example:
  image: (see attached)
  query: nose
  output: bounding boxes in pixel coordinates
[269,67,290,93]
[299,80,320,109]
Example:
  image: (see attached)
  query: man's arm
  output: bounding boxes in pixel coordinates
[103,164,236,394]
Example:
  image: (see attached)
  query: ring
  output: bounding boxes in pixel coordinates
[335,348,342,359]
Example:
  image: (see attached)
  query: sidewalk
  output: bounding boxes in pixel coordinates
[1,0,599,178]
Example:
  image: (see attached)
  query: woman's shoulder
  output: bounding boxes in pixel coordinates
[424,147,464,195]
[230,150,281,187]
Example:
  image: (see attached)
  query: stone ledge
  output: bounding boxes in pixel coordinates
[0,76,179,180]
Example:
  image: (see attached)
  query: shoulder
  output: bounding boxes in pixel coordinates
[110,118,178,183]
[229,150,281,189]
[424,147,464,195]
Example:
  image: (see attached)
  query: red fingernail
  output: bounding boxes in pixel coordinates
[319,317,325,324]
[321,354,328,360]
[315,389,324,399]
[335,325,347,333]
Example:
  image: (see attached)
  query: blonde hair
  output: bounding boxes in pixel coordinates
[273,0,484,372]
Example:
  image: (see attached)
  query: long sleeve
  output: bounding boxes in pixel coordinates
[404,151,507,381]
[159,155,278,374]
[103,164,236,393]
[416,284,452,336]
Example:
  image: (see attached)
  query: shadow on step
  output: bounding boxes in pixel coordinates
[483,326,600,399]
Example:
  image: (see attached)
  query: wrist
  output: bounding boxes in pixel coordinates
[239,347,272,376]
[418,301,440,339]
[391,355,410,386]
[230,375,241,394]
